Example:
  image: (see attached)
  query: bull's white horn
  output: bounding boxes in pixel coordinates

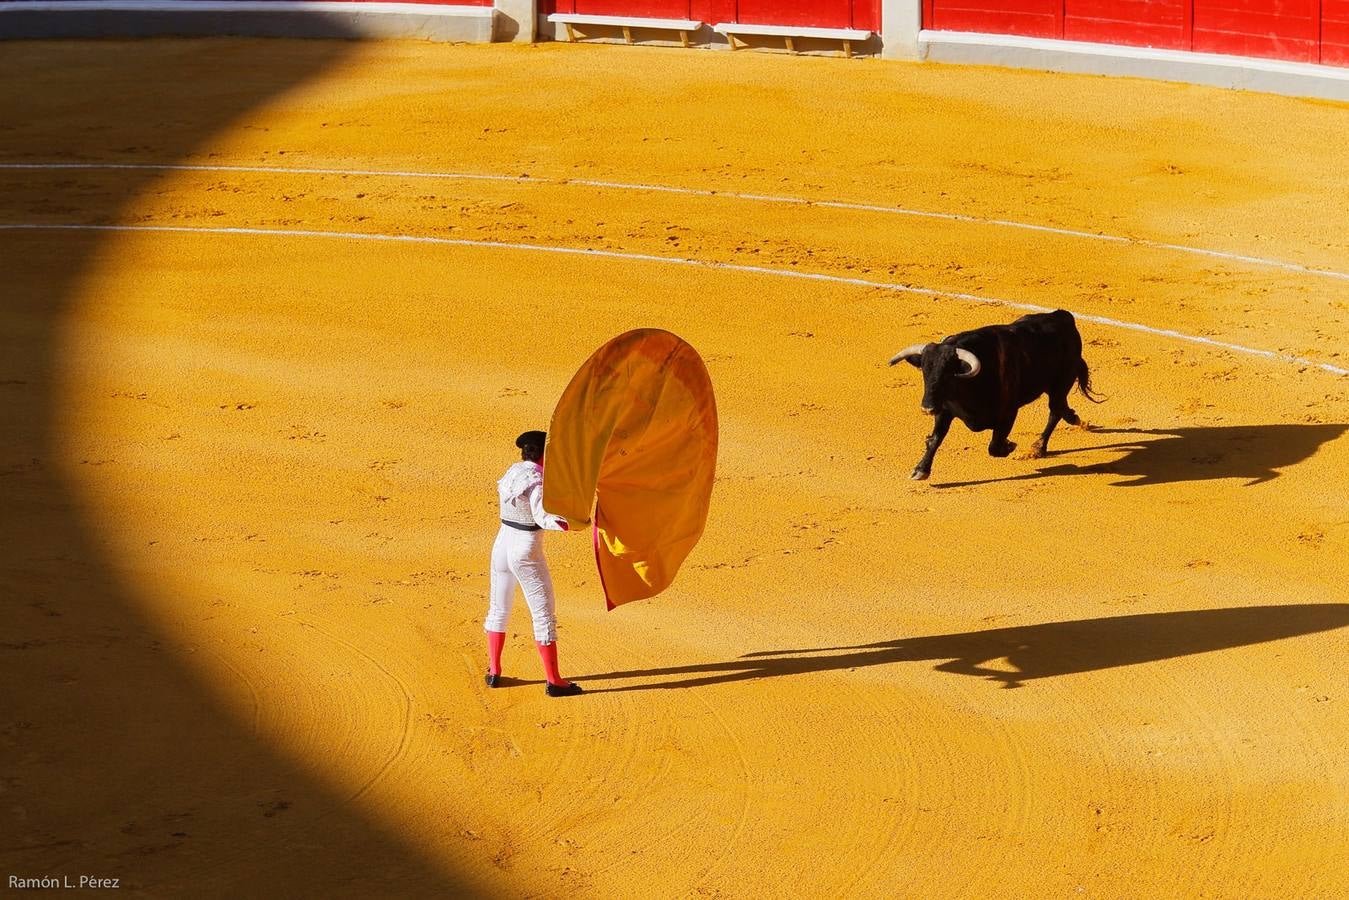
[888,343,928,366]
[955,348,981,378]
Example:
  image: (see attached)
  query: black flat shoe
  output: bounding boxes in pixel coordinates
[484,673,501,688]
[545,682,583,697]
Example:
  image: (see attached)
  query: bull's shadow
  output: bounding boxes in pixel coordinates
[933,423,1347,489]
[578,604,1349,691]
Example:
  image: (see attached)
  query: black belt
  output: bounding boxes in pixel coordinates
[501,520,541,532]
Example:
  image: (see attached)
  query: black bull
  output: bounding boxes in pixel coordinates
[889,310,1103,481]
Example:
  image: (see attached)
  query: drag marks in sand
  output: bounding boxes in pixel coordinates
[3,220,1347,379]
[5,159,1349,377]
[7,160,1349,283]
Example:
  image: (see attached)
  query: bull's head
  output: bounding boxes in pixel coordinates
[888,342,981,414]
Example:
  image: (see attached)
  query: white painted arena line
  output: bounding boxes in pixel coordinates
[5,161,1349,284]
[4,220,1346,377]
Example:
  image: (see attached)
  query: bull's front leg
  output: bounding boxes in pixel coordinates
[912,410,953,481]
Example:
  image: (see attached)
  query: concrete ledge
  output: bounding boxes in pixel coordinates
[712,20,873,56]
[0,0,496,41]
[547,12,701,46]
[921,29,1349,103]
[547,13,701,31]
[713,21,870,41]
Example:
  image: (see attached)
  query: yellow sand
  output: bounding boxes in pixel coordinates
[2,39,1347,898]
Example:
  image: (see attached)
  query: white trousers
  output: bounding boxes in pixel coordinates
[485,525,558,644]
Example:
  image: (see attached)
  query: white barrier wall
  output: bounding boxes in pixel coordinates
[880,0,920,59]
[0,0,496,41]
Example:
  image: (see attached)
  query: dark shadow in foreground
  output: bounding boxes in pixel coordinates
[0,38,479,896]
[933,424,1348,489]
[579,605,1349,691]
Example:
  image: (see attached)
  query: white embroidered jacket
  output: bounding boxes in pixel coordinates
[497,461,567,531]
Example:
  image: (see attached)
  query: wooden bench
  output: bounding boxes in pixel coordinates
[548,13,703,48]
[712,21,872,57]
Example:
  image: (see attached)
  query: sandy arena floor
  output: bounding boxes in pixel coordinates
[2,38,1348,898]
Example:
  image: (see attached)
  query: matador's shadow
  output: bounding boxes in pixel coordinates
[579,604,1349,691]
[933,424,1347,488]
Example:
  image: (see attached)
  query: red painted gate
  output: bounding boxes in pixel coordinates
[733,0,878,29]
[922,0,1062,40]
[1194,0,1319,60]
[547,0,697,17]
[547,0,878,31]
[556,0,692,16]
[924,0,1349,66]
[1326,1,1349,65]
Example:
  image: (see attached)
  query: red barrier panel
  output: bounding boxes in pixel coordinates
[556,0,693,15]
[1065,0,1188,50]
[1193,0,1319,62]
[923,0,1060,38]
[928,0,1347,67]
[734,0,878,29]
[1326,1,1349,65]
[548,0,876,30]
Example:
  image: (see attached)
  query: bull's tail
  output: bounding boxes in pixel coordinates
[1077,358,1106,403]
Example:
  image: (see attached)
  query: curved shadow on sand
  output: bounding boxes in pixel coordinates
[578,605,1349,692]
[933,424,1348,489]
[0,38,478,895]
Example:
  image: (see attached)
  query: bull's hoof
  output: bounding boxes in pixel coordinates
[910,468,930,481]
[990,441,1016,458]
[1015,440,1046,460]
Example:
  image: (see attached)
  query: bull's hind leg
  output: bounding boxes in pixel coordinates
[988,414,1017,458]
[1057,389,1081,428]
[1030,390,1075,457]
[1029,369,1086,456]
[1029,407,1062,458]
[911,410,953,481]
